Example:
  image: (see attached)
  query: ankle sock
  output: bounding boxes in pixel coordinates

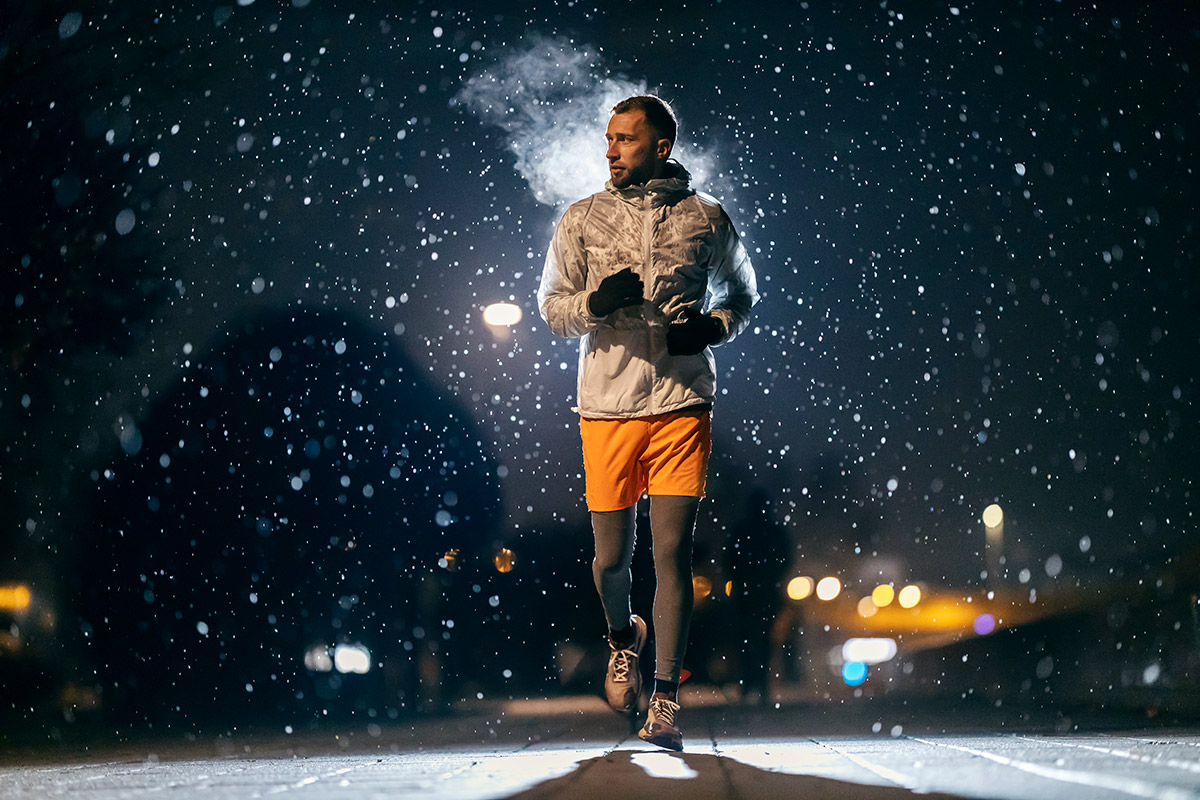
[609,623,633,646]
[653,680,679,699]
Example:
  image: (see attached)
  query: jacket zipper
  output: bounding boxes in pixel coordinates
[642,192,657,410]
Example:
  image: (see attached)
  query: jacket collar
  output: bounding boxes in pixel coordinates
[606,160,692,206]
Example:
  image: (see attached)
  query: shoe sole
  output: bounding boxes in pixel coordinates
[638,728,683,752]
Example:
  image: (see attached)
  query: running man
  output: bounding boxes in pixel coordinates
[538,95,758,750]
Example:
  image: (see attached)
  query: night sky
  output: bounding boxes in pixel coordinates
[4,0,1197,604]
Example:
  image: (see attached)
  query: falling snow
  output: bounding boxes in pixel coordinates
[0,1,1196,725]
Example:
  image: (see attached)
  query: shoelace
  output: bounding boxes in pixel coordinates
[610,647,636,682]
[650,697,679,727]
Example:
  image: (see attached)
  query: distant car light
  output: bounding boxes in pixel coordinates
[842,638,898,665]
[333,643,371,674]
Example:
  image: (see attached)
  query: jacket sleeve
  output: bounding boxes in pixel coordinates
[705,206,759,345]
[537,203,605,338]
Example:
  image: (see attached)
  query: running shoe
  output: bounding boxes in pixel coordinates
[604,614,647,712]
[638,694,683,751]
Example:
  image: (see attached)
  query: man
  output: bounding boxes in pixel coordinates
[538,95,758,751]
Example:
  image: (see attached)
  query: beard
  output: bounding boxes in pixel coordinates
[609,161,654,188]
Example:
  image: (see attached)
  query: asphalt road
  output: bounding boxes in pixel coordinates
[3,692,1198,799]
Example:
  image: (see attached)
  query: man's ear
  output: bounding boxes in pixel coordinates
[657,138,673,161]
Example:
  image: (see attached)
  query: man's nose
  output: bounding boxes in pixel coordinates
[606,142,618,160]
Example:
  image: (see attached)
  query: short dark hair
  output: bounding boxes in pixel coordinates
[612,95,678,145]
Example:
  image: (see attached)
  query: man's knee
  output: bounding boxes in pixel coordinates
[593,553,627,576]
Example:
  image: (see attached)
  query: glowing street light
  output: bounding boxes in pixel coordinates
[983,503,1004,585]
[482,302,522,327]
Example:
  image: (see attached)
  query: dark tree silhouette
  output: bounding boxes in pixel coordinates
[76,309,502,724]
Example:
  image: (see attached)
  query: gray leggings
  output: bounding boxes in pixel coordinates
[591,495,700,684]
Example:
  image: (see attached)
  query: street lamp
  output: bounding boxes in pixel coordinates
[983,503,1004,586]
[483,302,522,342]
[482,302,522,327]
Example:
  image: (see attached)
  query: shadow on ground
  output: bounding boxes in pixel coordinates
[501,747,963,800]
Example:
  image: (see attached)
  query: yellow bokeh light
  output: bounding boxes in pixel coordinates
[0,585,31,612]
[787,576,814,600]
[898,584,922,608]
[982,503,1004,528]
[872,584,895,607]
[493,548,516,573]
[693,575,713,601]
[857,596,878,618]
[815,576,841,601]
[724,580,734,597]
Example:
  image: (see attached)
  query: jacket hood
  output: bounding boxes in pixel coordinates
[606,160,693,206]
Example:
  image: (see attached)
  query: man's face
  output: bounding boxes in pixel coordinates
[605,110,670,188]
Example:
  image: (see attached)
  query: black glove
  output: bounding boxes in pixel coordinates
[667,307,724,355]
[588,268,644,317]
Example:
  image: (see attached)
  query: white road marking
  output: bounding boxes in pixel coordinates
[910,736,1200,800]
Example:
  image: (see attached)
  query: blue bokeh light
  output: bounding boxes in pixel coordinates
[843,661,868,686]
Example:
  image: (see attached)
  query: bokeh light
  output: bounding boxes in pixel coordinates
[842,661,868,686]
[0,585,32,612]
[857,596,878,618]
[974,613,996,635]
[303,644,332,673]
[332,643,372,675]
[982,503,1004,528]
[786,576,814,601]
[482,302,522,327]
[871,584,895,607]
[494,548,516,573]
[842,638,898,665]
[815,576,842,601]
[897,585,922,608]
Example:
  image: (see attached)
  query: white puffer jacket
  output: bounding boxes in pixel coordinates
[538,162,759,419]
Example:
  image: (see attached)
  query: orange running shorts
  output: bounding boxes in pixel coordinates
[579,407,712,512]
